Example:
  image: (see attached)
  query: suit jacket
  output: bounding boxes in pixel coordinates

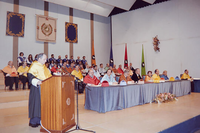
[131,73,142,82]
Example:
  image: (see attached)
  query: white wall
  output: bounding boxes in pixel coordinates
[0,0,111,69]
[73,9,91,65]
[112,0,200,78]
[94,14,111,66]
[0,0,13,67]
[19,0,44,58]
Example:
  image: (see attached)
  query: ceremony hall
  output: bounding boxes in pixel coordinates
[0,0,200,132]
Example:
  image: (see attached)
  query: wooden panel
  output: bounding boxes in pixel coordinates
[62,76,75,130]
[40,76,75,133]
[44,1,49,55]
[13,0,19,68]
[69,8,73,57]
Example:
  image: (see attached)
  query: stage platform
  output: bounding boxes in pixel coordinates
[0,89,200,133]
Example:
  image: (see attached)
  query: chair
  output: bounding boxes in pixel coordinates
[143,75,146,81]
[1,70,20,90]
[1,70,8,90]
[180,74,183,78]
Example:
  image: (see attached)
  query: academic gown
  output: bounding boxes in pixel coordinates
[28,61,51,119]
[28,73,41,118]
[83,74,100,85]
[131,73,142,82]
[119,74,133,83]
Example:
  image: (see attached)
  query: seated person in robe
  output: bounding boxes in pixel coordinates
[2,61,19,90]
[49,60,54,70]
[124,66,128,71]
[98,63,105,76]
[67,63,75,73]
[71,65,84,93]
[76,56,81,65]
[131,68,142,83]
[145,71,152,81]
[84,69,100,85]
[79,64,84,71]
[83,64,90,74]
[81,56,87,69]
[127,66,133,76]
[109,66,116,78]
[101,69,118,85]
[160,70,169,80]
[181,69,192,80]
[104,63,109,72]
[71,65,83,80]
[18,52,26,66]
[129,63,134,72]
[93,65,101,80]
[118,70,133,83]
[48,54,56,63]
[45,62,51,73]
[69,55,75,64]
[152,69,161,80]
[50,64,60,74]
[56,55,62,64]
[17,62,29,89]
[57,59,63,68]
[62,62,70,75]
[112,65,118,74]
[117,64,124,74]
[66,60,70,68]
[62,54,68,63]
[27,54,33,67]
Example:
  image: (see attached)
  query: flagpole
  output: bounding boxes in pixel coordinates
[141,44,146,77]
[109,16,114,67]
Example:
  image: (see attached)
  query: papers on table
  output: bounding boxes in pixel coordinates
[193,78,200,80]
[87,84,101,87]
[127,81,135,84]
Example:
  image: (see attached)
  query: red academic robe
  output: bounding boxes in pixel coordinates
[83,74,100,85]
[51,66,58,73]
[117,68,124,74]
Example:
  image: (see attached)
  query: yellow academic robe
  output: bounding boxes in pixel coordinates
[152,74,160,80]
[28,61,51,80]
[17,66,29,77]
[181,73,190,80]
[71,70,83,80]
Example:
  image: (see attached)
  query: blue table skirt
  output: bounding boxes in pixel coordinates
[193,80,200,92]
[85,80,191,113]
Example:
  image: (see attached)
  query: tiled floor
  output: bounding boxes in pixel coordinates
[0,91,200,133]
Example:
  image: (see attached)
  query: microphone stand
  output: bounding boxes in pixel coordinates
[63,68,95,133]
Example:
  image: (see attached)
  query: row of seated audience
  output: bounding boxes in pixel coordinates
[2,61,29,90]
[17,52,88,68]
[2,52,192,91]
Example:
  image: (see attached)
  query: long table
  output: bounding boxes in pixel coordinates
[193,80,200,92]
[85,80,191,113]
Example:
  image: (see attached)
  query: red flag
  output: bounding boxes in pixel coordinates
[124,43,128,67]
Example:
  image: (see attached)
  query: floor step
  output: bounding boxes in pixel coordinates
[0,100,28,109]
[0,90,29,109]
[0,90,29,97]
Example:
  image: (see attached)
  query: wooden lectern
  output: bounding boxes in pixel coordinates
[40,75,75,133]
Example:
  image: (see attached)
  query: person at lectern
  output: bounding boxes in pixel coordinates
[27,53,51,128]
